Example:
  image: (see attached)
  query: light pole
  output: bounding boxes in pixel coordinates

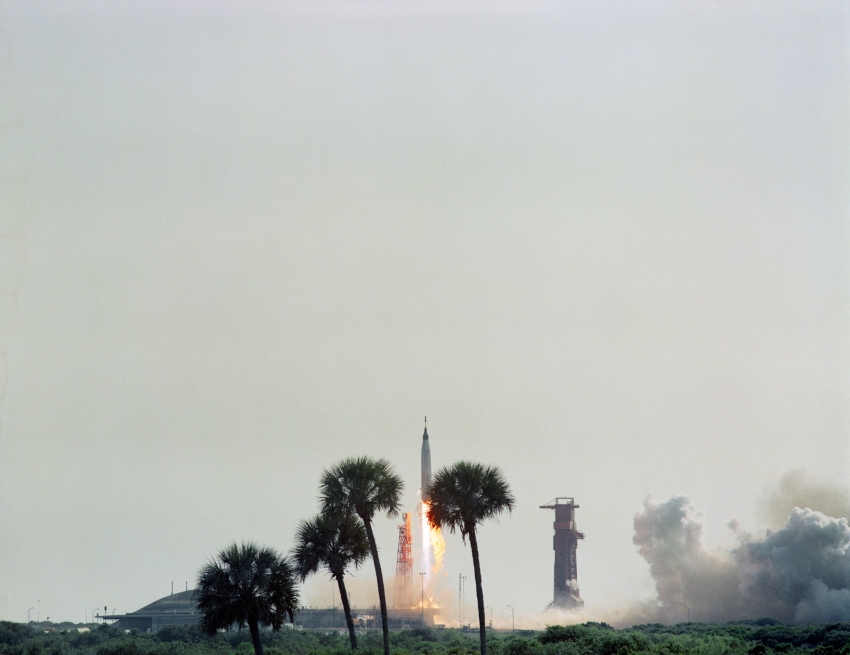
[37,600,40,623]
[506,606,514,633]
[487,607,492,629]
[460,575,467,624]
[27,607,33,623]
[420,572,426,625]
[458,574,462,623]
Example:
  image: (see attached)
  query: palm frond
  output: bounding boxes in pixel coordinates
[196,542,300,635]
[293,513,370,581]
[320,456,404,521]
[427,461,515,540]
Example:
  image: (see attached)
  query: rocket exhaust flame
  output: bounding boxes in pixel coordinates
[431,525,446,573]
[421,500,445,574]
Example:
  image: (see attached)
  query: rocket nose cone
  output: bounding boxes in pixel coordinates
[423,426,429,440]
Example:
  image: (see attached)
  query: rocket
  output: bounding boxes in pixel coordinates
[421,419,431,501]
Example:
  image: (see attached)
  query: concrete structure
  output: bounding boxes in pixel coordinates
[102,590,438,633]
[295,606,438,629]
[540,497,584,608]
[102,590,199,632]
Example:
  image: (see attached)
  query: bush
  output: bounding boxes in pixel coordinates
[96,639,156,655]
[538,626,582,645]
[499,636,540,655]
[0,625,35,647]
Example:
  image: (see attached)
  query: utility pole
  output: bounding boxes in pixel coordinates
[464,576,467,623]
[459,575,467,624]
[507,606,514,633]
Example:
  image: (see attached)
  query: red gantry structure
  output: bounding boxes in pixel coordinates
[393,512,414,608]
[540,497,584,608]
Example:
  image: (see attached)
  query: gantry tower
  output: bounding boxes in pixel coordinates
[393,512,414,608]
[540,497,584,608]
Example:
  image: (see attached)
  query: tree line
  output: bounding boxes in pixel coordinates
[197,457,514,655]
[4,618,849,655]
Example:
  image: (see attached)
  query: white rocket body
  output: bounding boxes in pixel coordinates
[421,426,431,501]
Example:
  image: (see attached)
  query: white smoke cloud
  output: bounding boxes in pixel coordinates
[758,469,850,529]
[633,490,850,624]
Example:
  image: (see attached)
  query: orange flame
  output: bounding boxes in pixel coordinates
[430,524,445,573]
[421,501,446,574]
[414,593,440,609]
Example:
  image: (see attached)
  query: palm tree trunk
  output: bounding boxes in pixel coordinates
[468,527,487,655]
[336,574,358,651]
[362,517,391,655]
[247,616,264,655]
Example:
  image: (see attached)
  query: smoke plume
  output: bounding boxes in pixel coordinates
[633,496,748,623]
[634,487,850,623]
[758,469,850,529]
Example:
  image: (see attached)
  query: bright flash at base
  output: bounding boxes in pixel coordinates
[416,500,445,612]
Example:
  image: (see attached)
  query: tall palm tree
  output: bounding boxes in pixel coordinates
[293,512,370,650]
[427,462,515,655]
[196,542,299,655]
[320,457,403,655]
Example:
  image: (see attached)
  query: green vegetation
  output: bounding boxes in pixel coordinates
[293,513,371,650]
[320,457,405,655]
[196,543,299,655]
[2,621,850,655]
[428,462,515,655]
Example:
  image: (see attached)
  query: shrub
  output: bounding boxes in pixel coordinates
[0,625,35,647]
[499,636,540,655]
[538,626,582,645]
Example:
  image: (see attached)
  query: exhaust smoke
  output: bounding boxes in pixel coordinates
[634,484,850,624]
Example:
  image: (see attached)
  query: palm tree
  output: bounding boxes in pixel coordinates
[320,457,403,655]
[293,512,370,650]
[196,542,299,655]
[427,462,515,655]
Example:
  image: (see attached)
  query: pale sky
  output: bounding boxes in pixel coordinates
[0,0,848,627]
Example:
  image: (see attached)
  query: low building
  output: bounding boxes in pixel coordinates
[103,591,439,633]
[293,606,439,629]
[103,590,199,632]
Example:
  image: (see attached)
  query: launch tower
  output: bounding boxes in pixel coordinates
[540,497,584,608]
[393,512,414,608]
